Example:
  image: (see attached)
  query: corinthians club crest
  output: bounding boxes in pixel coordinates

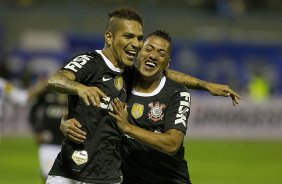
[148,101,166,122]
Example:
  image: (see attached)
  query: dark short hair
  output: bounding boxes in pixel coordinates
[145,30,172,44]
[108,7,143,26]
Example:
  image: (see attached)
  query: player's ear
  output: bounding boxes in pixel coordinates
[166,59,171,68]
[104,31,113,46]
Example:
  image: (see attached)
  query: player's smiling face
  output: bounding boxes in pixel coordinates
[137,35,171,80]
[107,18,143,68]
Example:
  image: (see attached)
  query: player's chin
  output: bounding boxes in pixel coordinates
[123,59,134,67]
[139,69,155,78]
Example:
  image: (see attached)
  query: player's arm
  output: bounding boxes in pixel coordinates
[48,70,82,95]
[109,98,184,156]
[47,69,106,106]
[165,69,241,106]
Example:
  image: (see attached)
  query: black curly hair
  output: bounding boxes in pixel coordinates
[145,29,172,44]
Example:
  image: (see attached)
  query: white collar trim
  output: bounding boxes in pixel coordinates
[96,50,124,73]
[132,76,166,97]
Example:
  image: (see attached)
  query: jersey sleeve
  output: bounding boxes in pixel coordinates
[61,53,100,83]
[164,87,191,134]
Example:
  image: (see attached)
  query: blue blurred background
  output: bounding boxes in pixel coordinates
[0,0,282,137]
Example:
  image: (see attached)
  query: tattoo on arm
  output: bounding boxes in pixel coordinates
[48,70,81,95]
[165,69,208,89]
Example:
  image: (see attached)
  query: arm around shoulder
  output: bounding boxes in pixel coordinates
[165,69,241,106]
[47,70,81,95]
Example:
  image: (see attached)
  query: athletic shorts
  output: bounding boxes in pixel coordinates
[39,144,61,178]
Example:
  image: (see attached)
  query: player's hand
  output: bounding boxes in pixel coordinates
[205,83,242,106]
[109,98,130,133]
[60,117,86,144]
[77,86,107,106]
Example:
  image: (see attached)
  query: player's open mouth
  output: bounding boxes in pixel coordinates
[145,61,157,69]
[125,50,137,59]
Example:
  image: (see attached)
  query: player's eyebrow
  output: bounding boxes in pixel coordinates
[146,44,167,53]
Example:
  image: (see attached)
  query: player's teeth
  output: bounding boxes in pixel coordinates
[127,51,136,57]
[146,62,156,67]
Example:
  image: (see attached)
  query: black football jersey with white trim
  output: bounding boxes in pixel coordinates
[121,76,192,184]
[49,50,126,184]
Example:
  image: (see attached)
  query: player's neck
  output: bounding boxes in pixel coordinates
[102,48,124,69]
[134,74,162,93]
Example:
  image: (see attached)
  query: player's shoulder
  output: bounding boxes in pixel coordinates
[165,78,190,93]
[63,51,105,73]
[70,51,103,63]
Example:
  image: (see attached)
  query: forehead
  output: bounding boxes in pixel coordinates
[113,18,143,36]
[143,36,170,51]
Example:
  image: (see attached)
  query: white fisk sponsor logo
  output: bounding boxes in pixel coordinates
[64,55,93,72]
[175,92,190,127]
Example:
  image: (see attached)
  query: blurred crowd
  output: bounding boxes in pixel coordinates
[0,0,282,97]
[1,0,282,13]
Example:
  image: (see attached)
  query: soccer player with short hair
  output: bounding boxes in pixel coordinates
[46,8,144,184]
[109,30,192,184]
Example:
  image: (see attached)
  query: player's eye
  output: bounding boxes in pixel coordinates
[159,51,167,57]
[145,46,153,52]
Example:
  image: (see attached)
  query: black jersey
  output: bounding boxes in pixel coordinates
[121,76,192,184]
[29,90,67,145]
[49,50,127,183]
